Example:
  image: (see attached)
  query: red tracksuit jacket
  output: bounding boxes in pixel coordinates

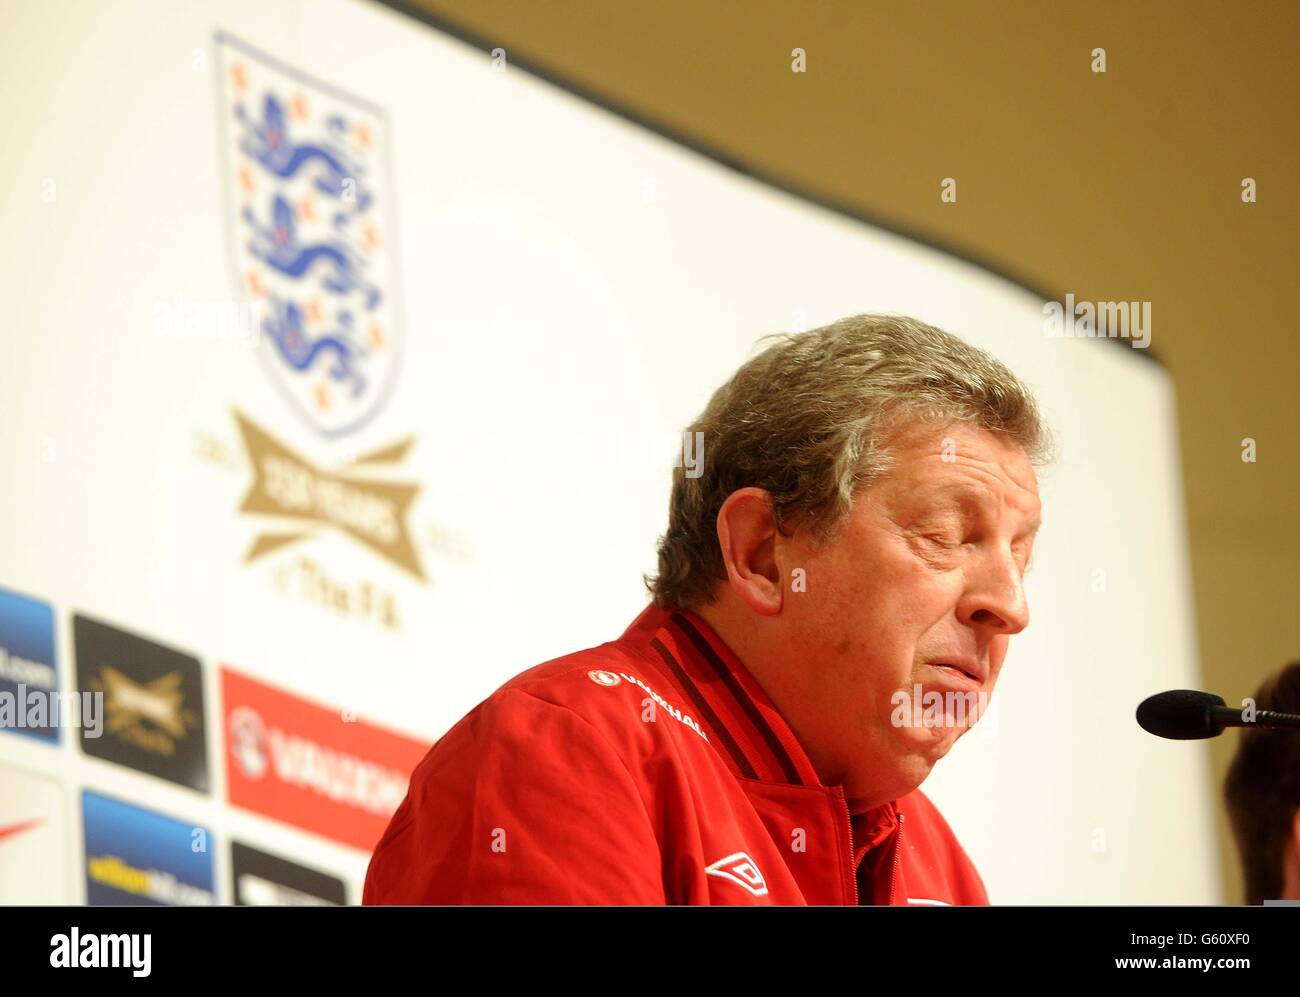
[363,603,990,905]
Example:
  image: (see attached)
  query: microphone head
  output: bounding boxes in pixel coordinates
[1137,689,1228,740]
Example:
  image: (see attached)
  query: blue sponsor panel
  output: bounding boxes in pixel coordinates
[81,790,215,906]
[0,586,59,744]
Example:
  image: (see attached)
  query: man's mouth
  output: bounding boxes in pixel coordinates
[927,660,985,686]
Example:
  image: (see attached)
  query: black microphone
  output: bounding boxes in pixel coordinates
[1136,689,1300,740]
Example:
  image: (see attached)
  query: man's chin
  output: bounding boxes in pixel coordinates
[900,723,961,765]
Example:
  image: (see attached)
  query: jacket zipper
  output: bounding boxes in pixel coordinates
[834,789,859,905]
[888,810,904,905]
[836,792,907,905]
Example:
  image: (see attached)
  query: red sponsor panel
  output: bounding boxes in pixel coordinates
[221,667,428,852]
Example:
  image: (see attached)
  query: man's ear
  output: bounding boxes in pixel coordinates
[715,487,784,616]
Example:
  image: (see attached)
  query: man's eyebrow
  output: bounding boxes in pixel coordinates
[926,483,987,509]
[928,485,1041,538]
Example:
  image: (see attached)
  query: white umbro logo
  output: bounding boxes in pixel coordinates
[705,851,768,897]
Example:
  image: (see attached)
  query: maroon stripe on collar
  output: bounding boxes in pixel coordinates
[648,637,758,780]
[667,612,807,786]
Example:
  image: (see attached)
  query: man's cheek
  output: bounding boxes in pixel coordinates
[889,573,961,632]
[987,638,1010,684]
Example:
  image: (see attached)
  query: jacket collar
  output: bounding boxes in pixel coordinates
[620,602,903,893]
[619,602,837,789]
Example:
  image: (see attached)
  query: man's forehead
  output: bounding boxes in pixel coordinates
[884,430,1041,515]
[890,419,1028,460]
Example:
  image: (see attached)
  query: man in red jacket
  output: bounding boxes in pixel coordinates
[365,313,1049,905]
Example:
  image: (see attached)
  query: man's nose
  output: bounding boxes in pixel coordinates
[958,547,1030,635]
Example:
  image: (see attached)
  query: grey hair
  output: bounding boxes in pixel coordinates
[644,313,1053,610]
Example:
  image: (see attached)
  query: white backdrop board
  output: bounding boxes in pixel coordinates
[0,0,1216,904]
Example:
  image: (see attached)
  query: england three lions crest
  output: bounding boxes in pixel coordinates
[216,32,402,438]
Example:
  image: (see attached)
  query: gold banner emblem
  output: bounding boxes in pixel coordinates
[234,410,424,579]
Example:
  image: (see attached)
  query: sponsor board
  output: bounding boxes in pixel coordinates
[0,586,59,744]
[221,666,428,852]
[231,840,347,905]
[73,615,209,793]
[81,791,215,906]
[0,765,73,903]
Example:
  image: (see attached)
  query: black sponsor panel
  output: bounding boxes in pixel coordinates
[73,614,209,793]
[231,841,347,906]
